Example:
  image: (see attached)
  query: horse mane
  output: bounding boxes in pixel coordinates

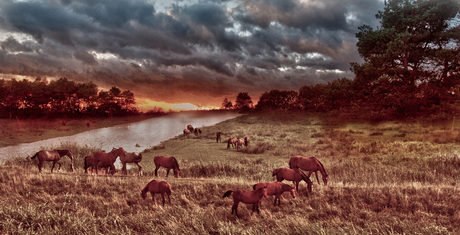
[222,190,233,198]
[172,157,180,170]
[31,152,39,160]
[298,169,312,184]
[316,158,328,176]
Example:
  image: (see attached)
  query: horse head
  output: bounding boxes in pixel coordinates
[272,169,278,176]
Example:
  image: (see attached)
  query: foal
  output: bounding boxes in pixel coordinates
[141,180,172,206]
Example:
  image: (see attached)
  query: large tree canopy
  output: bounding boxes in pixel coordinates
[352,0,460,118]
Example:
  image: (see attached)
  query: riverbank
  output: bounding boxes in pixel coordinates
[0,113,166,148]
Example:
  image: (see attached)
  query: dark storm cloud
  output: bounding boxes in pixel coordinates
[0,0,384,107]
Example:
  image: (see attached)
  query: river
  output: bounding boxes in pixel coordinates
[0,111,241,163]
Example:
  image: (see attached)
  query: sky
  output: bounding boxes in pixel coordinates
[0,0,384,111]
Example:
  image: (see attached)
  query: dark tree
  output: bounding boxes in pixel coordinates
[221,98,233,110]
[234,92,253,110]
[352,0,460,118]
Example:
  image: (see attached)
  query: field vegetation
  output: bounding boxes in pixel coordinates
[1,111,460,234]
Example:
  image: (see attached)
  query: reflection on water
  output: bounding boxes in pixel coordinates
[0,111,241,162]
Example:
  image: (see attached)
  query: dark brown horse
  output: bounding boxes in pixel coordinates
[187,124,194,132]
[289,156,328,185]
[253,182,295,206]
[154,156,180,177]
[244,136,250,147]
[31,149,74,174]
[92,147,127,175]
[237,138,245,151]
[227,137,237,149]
[216,132,223,143]
[84,154,114,174]
[222,186,267,217]
[120,152,143,175]
[194,128,202,135]
[272,168,313,193]
[141,180,172,206]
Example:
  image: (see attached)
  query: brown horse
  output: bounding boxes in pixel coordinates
[216,132,223,143]
[253,182,295,206]
[187,124,194,132]
[289,156,328,185]
[272,168,313,193]
[120,152,143,175]
[84,154,114,174]
[31,149,74,174]
[141,180,172,206]
[237,138,245,151]
[92,147,127,175]
[194,128,202,135]
[227,137,237,149]
[154,156,180,177]
[244,136,250,147]
[183,129,191,135]
[222,186,267,217]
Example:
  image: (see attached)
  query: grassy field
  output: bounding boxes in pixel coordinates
[1,111,460,234]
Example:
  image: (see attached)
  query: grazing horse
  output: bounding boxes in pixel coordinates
[289,156,328,185]
[187,125,194,132]
[272,168,313,193]
[244,136,250,147]
[84,154,114,174]
[120,152,143,175]
[154,156,180,177]
[194,128,202,135]
[141,180,172,206]
[92,147,127,175]
[227,137,237,149]
[31,149,74,174]
[237,138,245,151]
[183,129,191,135]
[216,132,223,143]
[253,182,295,206]
[222,186,267,217]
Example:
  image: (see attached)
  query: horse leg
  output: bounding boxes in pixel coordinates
[166,168,170,177]
[161,193,166,206]
[122,162,127,175]
[38,161,43,174]
[231,202,239,217]
[51,161,56,173]
[315,171,320,185]
[150,192,156,205]
[154,166,159,177]
[56,161,62,172]
[137,163,143,176]
[167,193,172,205]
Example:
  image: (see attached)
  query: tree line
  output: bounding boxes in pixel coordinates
[224,0,460,121]
[0,77,138,118]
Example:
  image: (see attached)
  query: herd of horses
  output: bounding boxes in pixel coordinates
[29,124,328,217]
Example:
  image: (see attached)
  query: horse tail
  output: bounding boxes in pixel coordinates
[166,184,172,195]
[222,190,233,198]
[84,156,88,171]
[31,152,39,160]
[288,159,292,169]
[227,139,230,149]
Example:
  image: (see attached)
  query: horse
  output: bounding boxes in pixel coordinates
[227,137,237,149]
[187,124,194,132]
[253,182,295,206]
[237,138,245,151]
[216,132,223,143]
[120,152,143,175]
[31,149,74,174]
[92,147,127,175]
[272,168,313,193]
[183,129,191,135]
[141,180,172,206]
[84,154,115,174]
[222,186,267,217]
[289,156,328,185]
[244,136,250,147]
[194,128,202,135]
[154,156,180,177]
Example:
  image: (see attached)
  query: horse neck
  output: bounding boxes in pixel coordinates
[316,160,327,176]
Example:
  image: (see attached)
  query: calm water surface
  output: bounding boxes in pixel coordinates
[0,111,241,162]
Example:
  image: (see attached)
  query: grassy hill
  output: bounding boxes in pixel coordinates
[1,111,460,234]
